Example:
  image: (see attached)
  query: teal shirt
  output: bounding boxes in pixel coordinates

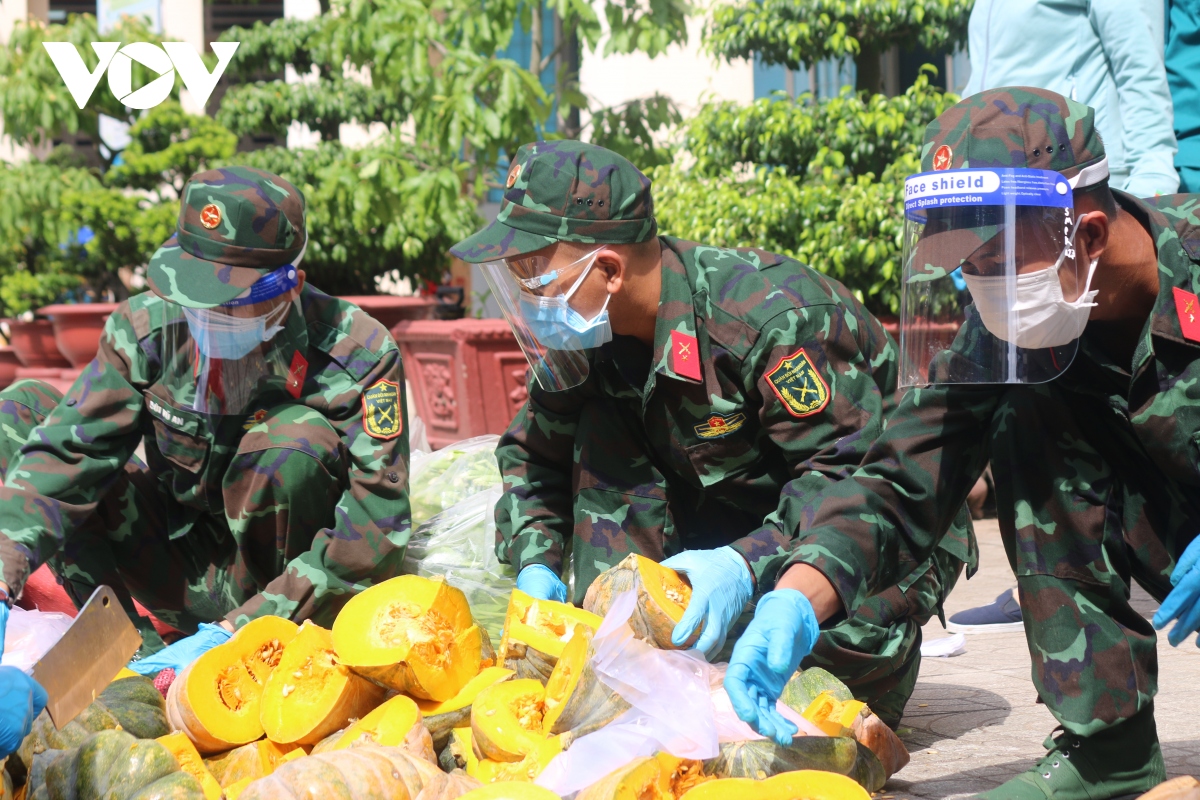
[966,0,1179,196]
[1167,1,1200,167]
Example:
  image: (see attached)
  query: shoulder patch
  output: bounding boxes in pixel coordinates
[362,379,403,440]
[765,348,829,418]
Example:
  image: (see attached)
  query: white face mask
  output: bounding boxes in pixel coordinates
[962,231,1100,349]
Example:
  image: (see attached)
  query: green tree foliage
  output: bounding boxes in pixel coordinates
[705,0,972,92]
[108,101,239,199]
[655,72,955,315]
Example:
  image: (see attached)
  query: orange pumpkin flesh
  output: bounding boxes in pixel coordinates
[156,731,223,800]
[470,679,550,763]
[326,693,435,762]
[474,735,564,784]
[802,692,866,737]
[203,739,301,787]
[497,590,601,682]
[759,769,872,800]
[259,620,387,746]
[583,554,700,649]
[417,666,515,750]
[333,575,484,702]
[541,625,629,741]
[166,616,299,753]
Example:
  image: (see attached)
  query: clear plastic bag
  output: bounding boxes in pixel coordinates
[402,488,514,642]
[1,606,74,674]
[536,591,817,797]
[408,434,502,527]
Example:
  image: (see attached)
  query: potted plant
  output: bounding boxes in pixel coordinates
[0,272,77,371]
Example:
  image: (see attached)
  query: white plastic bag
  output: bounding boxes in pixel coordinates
[1,606,73,674]
[408,434,502,527]
[402,488,515,642]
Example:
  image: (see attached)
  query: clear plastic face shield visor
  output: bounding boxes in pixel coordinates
[161,263,303,417]
[899,168,1095,388]
[480,246,612,392]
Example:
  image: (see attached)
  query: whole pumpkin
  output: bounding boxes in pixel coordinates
[10,676,169,786]
[29,729,206,800]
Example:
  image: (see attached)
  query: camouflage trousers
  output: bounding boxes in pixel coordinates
[0,380,347,655]
[990,384,1191,738]
[569,398,974,726]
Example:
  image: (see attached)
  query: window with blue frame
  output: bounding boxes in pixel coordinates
[488,2,558,203]
[752,55,856,101]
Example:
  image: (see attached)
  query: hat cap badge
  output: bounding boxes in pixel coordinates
[505,161,522,189]
[933,145,953,171]
[199,203,222,229]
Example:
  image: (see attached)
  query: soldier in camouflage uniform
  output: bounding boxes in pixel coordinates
[450,140,977,727]
[726,87,1200,799]
[0,167,411,666]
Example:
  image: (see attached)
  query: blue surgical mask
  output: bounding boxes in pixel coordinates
[518,254,613,351]
[183,300,290,359]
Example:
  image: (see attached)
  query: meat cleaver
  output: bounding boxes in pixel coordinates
[30,585,143,729]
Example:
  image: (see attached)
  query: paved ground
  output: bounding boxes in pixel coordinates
[890,519,1200,798]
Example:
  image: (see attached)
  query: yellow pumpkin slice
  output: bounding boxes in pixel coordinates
[166,616,299,753]
[801,691,866,737]
[678,779,757,800]
[203,739,301,787]
[470,679,550,763]
[223,776,254,800]
[474,735,563,784]
[439,727,481,776]
[498,589,601,682]
[326,693,435,763]
[333,575,484,701]
[575,755,673,800]
[583,554,699,649]
[541,625,629,742]
[760,769,871,800]
[260,620,387,746]
[417,666,515,751]
[156,731,223,800]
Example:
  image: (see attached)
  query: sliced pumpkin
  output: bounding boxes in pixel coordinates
[677,779,757,800]
[802,691,866,737]
[260,620,387,746]
[166,616,300,753]
[575,755,673,800]
[325,693,434,763]
[498,589,601,682]
[203,739,301,788]
[541,625,629,741]
[761,769,871,800]
[702,737,859,780]
[475,735,563,784]
[332,574,484,701]
[470,679,550,763]
[582,554,699,649]
[156,731,223,800]
[439,727,481,776]
[417,666,515,751]
[224,776,255,800]
[111,667,140,683]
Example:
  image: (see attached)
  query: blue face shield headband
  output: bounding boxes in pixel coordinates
[182,264,301,359]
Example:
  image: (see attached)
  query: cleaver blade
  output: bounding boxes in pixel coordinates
[31,585,143,729]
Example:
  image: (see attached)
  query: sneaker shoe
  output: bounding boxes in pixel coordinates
[972,706,1165,800]
[947,588,1024,633]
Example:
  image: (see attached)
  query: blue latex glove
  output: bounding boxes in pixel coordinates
[662,546,754,659]
[1154,536,1200,647]
[516,564,568,603]
[128,622,232,675]
[724,589,820,745]
[0,666,47,759]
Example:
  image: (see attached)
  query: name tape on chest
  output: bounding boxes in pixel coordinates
[765,348,829,418]
[362,379,402,440]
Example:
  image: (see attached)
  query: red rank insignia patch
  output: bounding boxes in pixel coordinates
[1174,287,1200,343]
[671,330,702,381]
[286,351,308,398]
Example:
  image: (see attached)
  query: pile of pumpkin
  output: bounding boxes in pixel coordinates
[2,555,909,800]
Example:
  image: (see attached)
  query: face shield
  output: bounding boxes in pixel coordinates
[480,247,611,392]
[899,168,1096,388]
[161,264,304,417]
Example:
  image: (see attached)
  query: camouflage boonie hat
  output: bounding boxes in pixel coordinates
[147,166,307,309]
[921,86,1108,188]
[450,140,657,263]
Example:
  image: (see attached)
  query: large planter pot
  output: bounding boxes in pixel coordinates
[0,346,20,390]
[5,318,71,369]
[341,295,438,330]
[391,319,527,450]
[39,303,119,368]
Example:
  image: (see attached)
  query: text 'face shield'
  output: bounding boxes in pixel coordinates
[481,248,611,392]
[899,168,1092,387]
[161,265,303,417]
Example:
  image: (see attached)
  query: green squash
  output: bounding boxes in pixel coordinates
[10,677,169,786]
[849,742,887,792]
[779,667,854,715]
[38,729,206,800]
[701,736,859,779]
